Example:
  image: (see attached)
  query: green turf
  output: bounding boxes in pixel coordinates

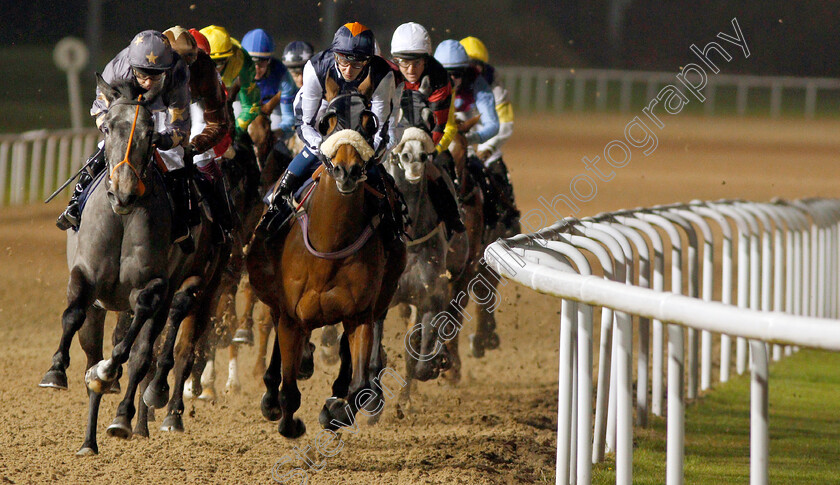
[591,349,840,484]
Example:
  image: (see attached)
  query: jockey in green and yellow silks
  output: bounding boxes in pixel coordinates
[201,25,261,141]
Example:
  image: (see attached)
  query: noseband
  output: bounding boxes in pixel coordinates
[109,95,151,196]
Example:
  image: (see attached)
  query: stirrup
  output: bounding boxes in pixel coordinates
[56,209,79,231]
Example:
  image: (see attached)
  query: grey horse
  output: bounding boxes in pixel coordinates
[384,126,458,410]
[39,75,221,454]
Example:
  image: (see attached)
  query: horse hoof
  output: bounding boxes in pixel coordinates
[486,332,500,350]
[320,347,340,366]
[367,411,383,426]
[133,423,149,439]
[469,334,485,359]
[95,359,118,383]
[84,367,107,394]
[106,416,132,440]
[413,361,440,382]
[143,382,170,409]
[183,379,197,400]
[261,393,282,421]
[232,328,254,346]
[160,414,184,433]
[278,416,306,439]
[442,368,462,386]
[298,354,315,381]
[40,369,68,390]
[106,379,121,394]
[198,387,216,403]
[225,380,241,394]
[76,446,98,456]
[318,397,350,431]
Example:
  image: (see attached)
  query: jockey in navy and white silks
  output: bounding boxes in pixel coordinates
[241,28,297,139]
[271,22,402,203]
[91,30,192,172]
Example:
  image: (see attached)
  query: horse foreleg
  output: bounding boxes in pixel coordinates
[233,278,257,346]
[252,306,272,377]
[161,313,196,433]
[106,304,168,440]
[94,278,168,385]
[330,330,352,398]
[76,306,105,455]
[260,311,282,421]
[226,343,241,394]
[320,319,375,431]
[365,318,387,425]
[145,276,202,409]
[275,316,305,439]
[40,267,95,390]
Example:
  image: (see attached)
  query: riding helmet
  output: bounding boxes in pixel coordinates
[433,39,470,69]
[391,22,432,59]
[282,41,314,68]
[242,28,275,59]
[331,22,375,60]
[460,36,489,64]
[128,30,174,72]
[200,25,235,59]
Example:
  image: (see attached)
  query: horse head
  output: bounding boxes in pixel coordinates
[317,93,378,195]
[389,87,436,185]
[95,73,156,215]
[248,113,274,166]
[389,127,435,185]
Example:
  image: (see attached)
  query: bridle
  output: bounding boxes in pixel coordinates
[108,95,152,196]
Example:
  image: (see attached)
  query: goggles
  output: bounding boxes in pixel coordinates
[251,57,270,66]
[446,69,466,80]
[395,57,425,69]
[334,52,369,69]
[132,68,164,83]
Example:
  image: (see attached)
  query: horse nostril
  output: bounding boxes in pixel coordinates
[123,194,137,206]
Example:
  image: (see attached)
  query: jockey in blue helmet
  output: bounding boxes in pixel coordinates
[241,28,297,140]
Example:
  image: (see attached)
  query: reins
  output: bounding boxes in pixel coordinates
[109,95,146,196]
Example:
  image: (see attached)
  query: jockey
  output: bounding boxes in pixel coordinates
[281,40,315,89]
[265,22,404,242]
[460,36,519,227]
[200,25,261,144]
[56,30,192,239]
[241,29,296,140]
[390,22,465,237]
[163,26,234,237]
[434,40,506,229]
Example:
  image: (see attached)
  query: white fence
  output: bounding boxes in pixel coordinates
[497,67,840,118]
[484,198,840,485]
[0,128,99,207]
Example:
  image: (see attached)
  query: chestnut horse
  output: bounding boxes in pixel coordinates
[246,94,406,438]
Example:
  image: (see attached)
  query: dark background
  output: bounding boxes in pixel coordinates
[1,0,836,77]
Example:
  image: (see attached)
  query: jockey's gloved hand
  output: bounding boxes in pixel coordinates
[151,132,173,151]
[182,144,196,169]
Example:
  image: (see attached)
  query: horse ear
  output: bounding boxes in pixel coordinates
[318,112,337,137]
[96,72,119,105]
[360,110,378,140]
[421,107,435,132]
[419,76,432,97]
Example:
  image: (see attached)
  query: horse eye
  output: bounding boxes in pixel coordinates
[419,153,428,162]
[401,153,411,163]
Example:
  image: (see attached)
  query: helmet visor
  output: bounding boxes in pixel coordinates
[334,52,369,69]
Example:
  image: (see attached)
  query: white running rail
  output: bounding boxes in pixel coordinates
[0,128,99,207]
[483,198,840,485]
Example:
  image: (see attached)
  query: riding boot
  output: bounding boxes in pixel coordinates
[164,169,195,254]
[466,156,499,228]
[211,177,234,237]
[374,169,408,248]
[426,173,466,239]
[269,170,305,208]
[433,150,458,187]
[56,147,106,230]
[255,170,304,241]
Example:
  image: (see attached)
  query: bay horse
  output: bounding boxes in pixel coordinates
[246,93,406,438]
[39,75,224,453]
